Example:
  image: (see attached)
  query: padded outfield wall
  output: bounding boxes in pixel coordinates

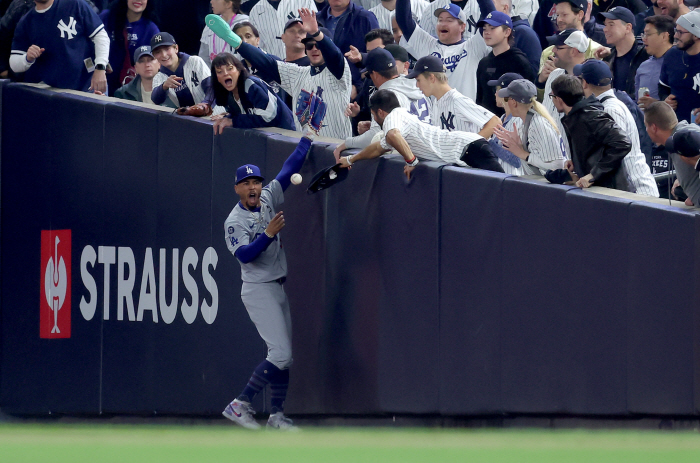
[1,82,700,417]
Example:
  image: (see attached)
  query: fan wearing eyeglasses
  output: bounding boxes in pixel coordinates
[233,8,353,138]
[659,10,700,123]
[636,15,674,105]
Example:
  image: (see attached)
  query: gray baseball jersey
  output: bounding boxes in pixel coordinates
[598,89,659,197]
[380,107,483,165]
[403,25,490,100]
[369,0,428,31]
[249,0,318,60]
[429,88,494,133]
[419,0,481,39]
[225,179,287,283]
[277,60,353,139]
[517,109,566,176]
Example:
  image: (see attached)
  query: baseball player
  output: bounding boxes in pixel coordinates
[339,89,505,176]
[248,0,318,60]
[233,8,352,139]
[333,47,430,155]
[419,0,482,39]
[396,0,495,100]
[222,107,323,429]
[408,55,499,138]
[574,60,659,197]
[150,32,221,111]
[493,79,567,175]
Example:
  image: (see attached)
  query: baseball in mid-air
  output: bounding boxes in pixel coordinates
[291,173,302,185]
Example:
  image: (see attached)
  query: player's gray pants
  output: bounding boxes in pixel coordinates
[241,280,293,370]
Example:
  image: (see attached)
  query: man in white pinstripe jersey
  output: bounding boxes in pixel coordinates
[575,59,659,197]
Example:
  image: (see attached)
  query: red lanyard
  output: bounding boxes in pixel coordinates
[211,14,237,60]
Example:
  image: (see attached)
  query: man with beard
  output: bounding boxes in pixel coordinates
[659,10,700,123]
[655,0,690,21]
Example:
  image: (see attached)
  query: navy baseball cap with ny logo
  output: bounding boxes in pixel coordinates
[236,164,264,184]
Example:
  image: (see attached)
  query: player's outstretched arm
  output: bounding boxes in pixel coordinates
[339,141,390,168]
[275,137,313,190]
[385,128,419,165]
[395,0,417,41]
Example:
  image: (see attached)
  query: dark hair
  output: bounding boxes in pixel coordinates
[645,15,675,45]
[551,74,584,106]
[233,21,260,38]
[374,66,399,80]
[501,25,515,46]
[555,0,584,21]
[211,53,250,106]
[106,0,159,42]
[369,89,401,113]
[644,101,678,131]
[364,28,395,45]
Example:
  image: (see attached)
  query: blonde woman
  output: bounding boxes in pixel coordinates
[494,79,566,176]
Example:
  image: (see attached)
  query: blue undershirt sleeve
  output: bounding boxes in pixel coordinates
[237,42,282,83]
[315,35,345,81]
[151,83,167,105]
[235,233,275,263]
[275,137,313,190]
[396,0,416,40]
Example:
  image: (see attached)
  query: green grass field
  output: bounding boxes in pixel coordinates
[1,424,700,463]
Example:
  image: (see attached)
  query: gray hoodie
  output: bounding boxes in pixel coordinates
[345,75,430,149]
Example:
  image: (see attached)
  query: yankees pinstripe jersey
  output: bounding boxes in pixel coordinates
[152,53,212,107]
[495,115,525,175]
[225,180,287,283]
[512,0,539,27]
[543,68,571,159]
[369,0,428,31]
[517,109,566,176]
[598,89,659,197]
[248,0,318,59]
[404,26,489,101]
[199,13,250,67]
[380,107,482,165]
[429,88,494,133]
[419,0,481,39]
[345,75,430,149]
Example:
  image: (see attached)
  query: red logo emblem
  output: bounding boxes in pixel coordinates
[40,230,71,339]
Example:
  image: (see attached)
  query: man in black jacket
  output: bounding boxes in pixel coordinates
[595,6,648,100]
[550,74,632,191]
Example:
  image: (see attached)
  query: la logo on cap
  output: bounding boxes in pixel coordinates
[487,12,492,18]
[246,166,253,174]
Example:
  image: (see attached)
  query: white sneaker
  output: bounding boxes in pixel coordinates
[222,399,260,430]
[266,412,299,431]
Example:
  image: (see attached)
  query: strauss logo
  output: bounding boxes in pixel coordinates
[44,236,67,334]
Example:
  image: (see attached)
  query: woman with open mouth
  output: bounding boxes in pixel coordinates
[211,53,295,134]
[100,0,160,95]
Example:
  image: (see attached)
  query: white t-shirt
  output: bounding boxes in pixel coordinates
[141,83,153,105]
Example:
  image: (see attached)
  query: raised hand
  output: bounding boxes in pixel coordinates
[298,8,319,35]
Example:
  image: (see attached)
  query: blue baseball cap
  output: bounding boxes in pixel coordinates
[487,72,524,87]
[134,45,154,62]
[572,59,612,86]
[150,32,176,51]
[666,129,700,158]
[477,11,513,29]
[360,47,396,76]
[434,4,467,22]
[235,164,264,184]
[600,6,636,27]
[407,55,446,78]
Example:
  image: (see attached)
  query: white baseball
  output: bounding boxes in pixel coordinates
[291,173,302,185]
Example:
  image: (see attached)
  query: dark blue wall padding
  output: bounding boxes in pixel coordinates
[4,84,700,417]
[1,90,104,414]
[500,177,580,413]
[557,189,630,414]
[438,167,510,414]
[626,202,700,414]
[375,157,443,413]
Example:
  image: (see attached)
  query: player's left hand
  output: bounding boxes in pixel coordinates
[213,117,233,135]
[90,70,107,94]
[576,173,594,188]
[298,8,319,37]
[404,164,415,180]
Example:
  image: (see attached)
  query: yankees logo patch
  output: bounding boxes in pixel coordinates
[693,73,700,93]
[440,112,456,131]
[57,17,77,40]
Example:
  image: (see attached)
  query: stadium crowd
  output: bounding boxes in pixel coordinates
[3,0,700,203]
